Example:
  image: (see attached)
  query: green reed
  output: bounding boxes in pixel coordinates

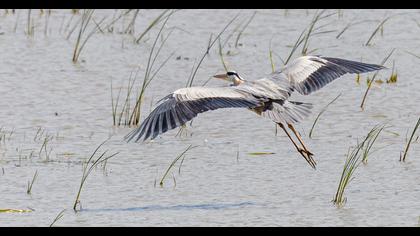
[185,12,240,88]
[218,38,229,72]
[26,170,38,194]
[333,124,386,207]
[234,11,257,48]
[159,145,198,187]
[361,124,386,164]
[49,209,66,227]
[336,20,375,39]
[124,9,140,35]
[26,9,34,37]
[283,10,336,65]
[127,11,176,127]
[72,9,107,63]
[386,60,397,84]
[401,117,420,162]
[365,16,391,46]
[73,140,119,211]
[309,93,341,138]
[360,48,394,110]
[333,133,370,206]
[135,9,170,44]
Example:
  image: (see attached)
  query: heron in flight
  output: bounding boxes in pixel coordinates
[125,55,384,169]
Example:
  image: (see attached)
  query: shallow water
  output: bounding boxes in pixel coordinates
[1,9,420,226]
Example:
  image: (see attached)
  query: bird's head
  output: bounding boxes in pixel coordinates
[213,71,245,85]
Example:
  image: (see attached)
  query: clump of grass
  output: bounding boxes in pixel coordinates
[360,48,394,110]
[159,145,198,187]
[333,124,383,207]
[309,93,341,138]
[361,124,386,164]
[73,140,119,212]
[111,71,138,126]
[400,117,420,162]
[333,144,364,207]
[72,9,107,63]
[26,170,38,194]
[126,11,176,126]
[49,209,65,227]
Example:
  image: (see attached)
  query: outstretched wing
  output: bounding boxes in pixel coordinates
[279,56,384,95]
[124,86,264,142]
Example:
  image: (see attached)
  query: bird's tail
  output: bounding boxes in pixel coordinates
[282,101,313,124]
[262,100,313,124]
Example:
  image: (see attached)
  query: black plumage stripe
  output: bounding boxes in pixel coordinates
[322,57,385,73]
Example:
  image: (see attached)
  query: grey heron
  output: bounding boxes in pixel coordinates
[125,55,384,169]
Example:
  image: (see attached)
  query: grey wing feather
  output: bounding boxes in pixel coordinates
[124,86,263,142]
[280,56,385,95]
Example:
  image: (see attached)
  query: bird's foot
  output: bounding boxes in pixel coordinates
[303,148,314,156]
[297,148,316,169]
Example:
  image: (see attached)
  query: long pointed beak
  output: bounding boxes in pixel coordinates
[213,74,228,81]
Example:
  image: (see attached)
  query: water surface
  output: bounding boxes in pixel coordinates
[0,9,420,226]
